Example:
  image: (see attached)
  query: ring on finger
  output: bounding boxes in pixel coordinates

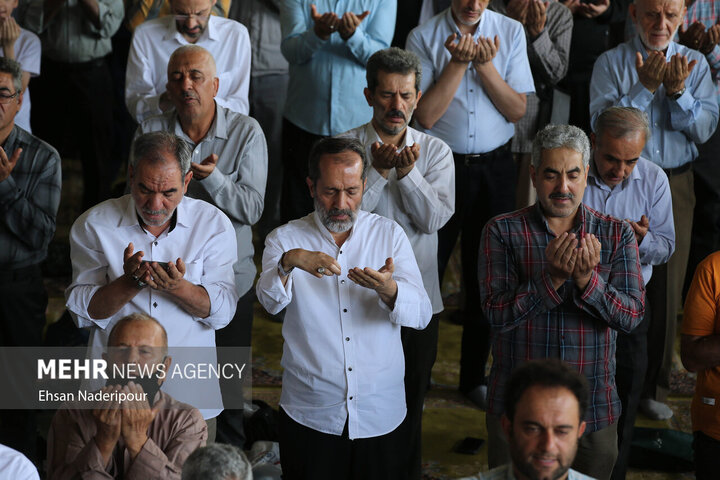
[317,267,325,274]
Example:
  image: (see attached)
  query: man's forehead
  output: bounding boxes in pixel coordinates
[110,321,166,348]
[168,52,212,74]
[637,0,684,11]
[516,385,581,421]
[539,147,585,171]
[171,0,213,12]
[0,72,14,89]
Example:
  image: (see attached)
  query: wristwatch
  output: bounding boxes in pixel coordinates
[130,273,147,289]
[277,252,294,276]
[670,87,686,100]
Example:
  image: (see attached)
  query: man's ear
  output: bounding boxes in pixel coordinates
[501,414,512,441]
[183,170,193,192]
[416,89,423,103]
[213,77,219,97]
[578,420,587,438]
[158,355,172,386]
[590,132,596,150]
[530,164,537,189]
[306,177,315,198]
[363,87,373,107]
[629,4,637,24]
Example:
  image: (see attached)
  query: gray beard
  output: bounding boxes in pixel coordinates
[314,198,356,233]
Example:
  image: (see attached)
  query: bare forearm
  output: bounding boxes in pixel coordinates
[78,0,101,29]
[681,334,720,372]
[414,61,467,129]
[87,276,141,319]
[167,281,211,318]
[474,63,527,123]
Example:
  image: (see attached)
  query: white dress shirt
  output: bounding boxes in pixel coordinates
[256,210,432,439]
[406,8,535,154]
[126,15,251,122]
[339,123,455,313]
[0,444,39,480]
[66,195,239,418]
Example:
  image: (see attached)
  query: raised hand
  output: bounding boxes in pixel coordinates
[506,0,529,24]
[92,385,123,465]
[635,50,666,93]
[527,0,548,38]
[678,21,706,51]
[545,232,578,289]
[190,153,218,180]
[280,248,342,278]
[627,215,649,245]
[120,382,157,460]
[347,257,398,307]
[338,10,369,40]
[371,141,398,173]
[445,33,478,64]
[0,145,21,182]
[395,143,420,179]
[310,4,340,40]
[572,234,601,290]
[145,258,186,291]
[576,0,609,18]
[664,53,697,97]
[474,35,500,66]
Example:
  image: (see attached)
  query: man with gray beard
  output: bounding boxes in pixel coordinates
[256,137,432,479]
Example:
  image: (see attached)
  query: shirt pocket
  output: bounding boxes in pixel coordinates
[184,261,202,285]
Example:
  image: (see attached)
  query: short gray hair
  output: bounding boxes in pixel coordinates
[0,57,23,93]
[181,444,253,480]
[308,137,369,186]
[531,124,591,169]
[366,47,422,93]
[168,44,217,77]
[131,131,192,177]
[594,106,651,142]
[108,313,168,356]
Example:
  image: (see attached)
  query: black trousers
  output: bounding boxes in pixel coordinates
[693,431,720,480]
[401,315,440,480]
[437,147,516,393]
[215,288,254,449]
[0,264,47,464]
[611,303,650,480]
[279,407,407,480]
[31,57,115,210]
[280,119,325,223]
[642,263,669,401]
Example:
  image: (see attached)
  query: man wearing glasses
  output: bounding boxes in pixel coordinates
[126,0,251,122]
[0,56,61,464]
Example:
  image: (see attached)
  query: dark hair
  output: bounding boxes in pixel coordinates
[366,47,422,93]
[308,137,368,186]
[0,57,22,94]
[595,106,650,142]
[504,359,589,422]
[131,131,192,176]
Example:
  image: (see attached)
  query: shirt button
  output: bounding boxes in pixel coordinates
[348,367,352,371]
[154,242,158,246]
[470,111,474,114]
[469,134,474,138]
[339,250,343,254]
[343,308,347,313]
[153,302,158,308]
[349,396,353,400]
[345,337,350,341]
[341,279,346,284]
[469,89,474,92]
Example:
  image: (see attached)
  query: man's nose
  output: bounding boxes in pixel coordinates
[334,192,349,209]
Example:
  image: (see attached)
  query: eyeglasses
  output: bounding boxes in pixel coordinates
[173,13,210,22]
[0,91,18,104]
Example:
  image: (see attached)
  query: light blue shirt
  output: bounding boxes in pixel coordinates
[280,0,395,136]
[459,464,597,480]
[590,36,719,169]
[406,8,535,154]
[583,156,675,285]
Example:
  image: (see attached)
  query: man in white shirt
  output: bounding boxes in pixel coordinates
[125,0,250,122]
[66,131,238,435]
[256,137,432,479]
[406,0,535,408]
[339,46,454,480]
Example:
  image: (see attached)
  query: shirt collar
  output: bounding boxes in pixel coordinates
[120,194,191,233]
[633,34,679,60]
[311,209,364,247]
[532,202,587,237]
[444,7,486,39]
[3,125,18,149]
[171,102,226,145]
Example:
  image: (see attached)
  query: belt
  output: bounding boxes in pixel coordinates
[663,163,691,177]
[42,56,107,72]
[454,141,511,166]
[0,263,42,281]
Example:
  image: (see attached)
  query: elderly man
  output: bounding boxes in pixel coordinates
[681,250,720,480]
[126,0,250,122]
[460,360,594,480]
[181,443,252,480]
[47,313,208,479]
[136,44,267,447]
[582,106,674,480]
[406,0,535,408]
[479,124,645,480]
[590,0,719,421]
[256,137,432,479]
[24,0,122,209]
[66,131,238,433]
[0,56,61,462]
[279,0,395,222]
[339,46,454,479]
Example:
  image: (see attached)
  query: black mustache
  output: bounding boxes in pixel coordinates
[549,193,574,200]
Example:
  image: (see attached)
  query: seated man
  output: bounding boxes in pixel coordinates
[181,443,252,480]
[460,359,594,480]
[126,0,251,122]
[47,313,208,479]
[66,131,238,428]
[256,137,432,479]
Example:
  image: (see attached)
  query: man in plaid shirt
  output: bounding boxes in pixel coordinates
[480,124,645,480]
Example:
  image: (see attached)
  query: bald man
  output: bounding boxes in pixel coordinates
[47,313,207,479]
[134,44,267,448]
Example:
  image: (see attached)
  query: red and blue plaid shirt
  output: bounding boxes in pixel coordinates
[480,203,645,432]
[685,0,720,101]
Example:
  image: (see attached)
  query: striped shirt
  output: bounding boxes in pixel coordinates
[0,126,61,269]
[480,203,645,432]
